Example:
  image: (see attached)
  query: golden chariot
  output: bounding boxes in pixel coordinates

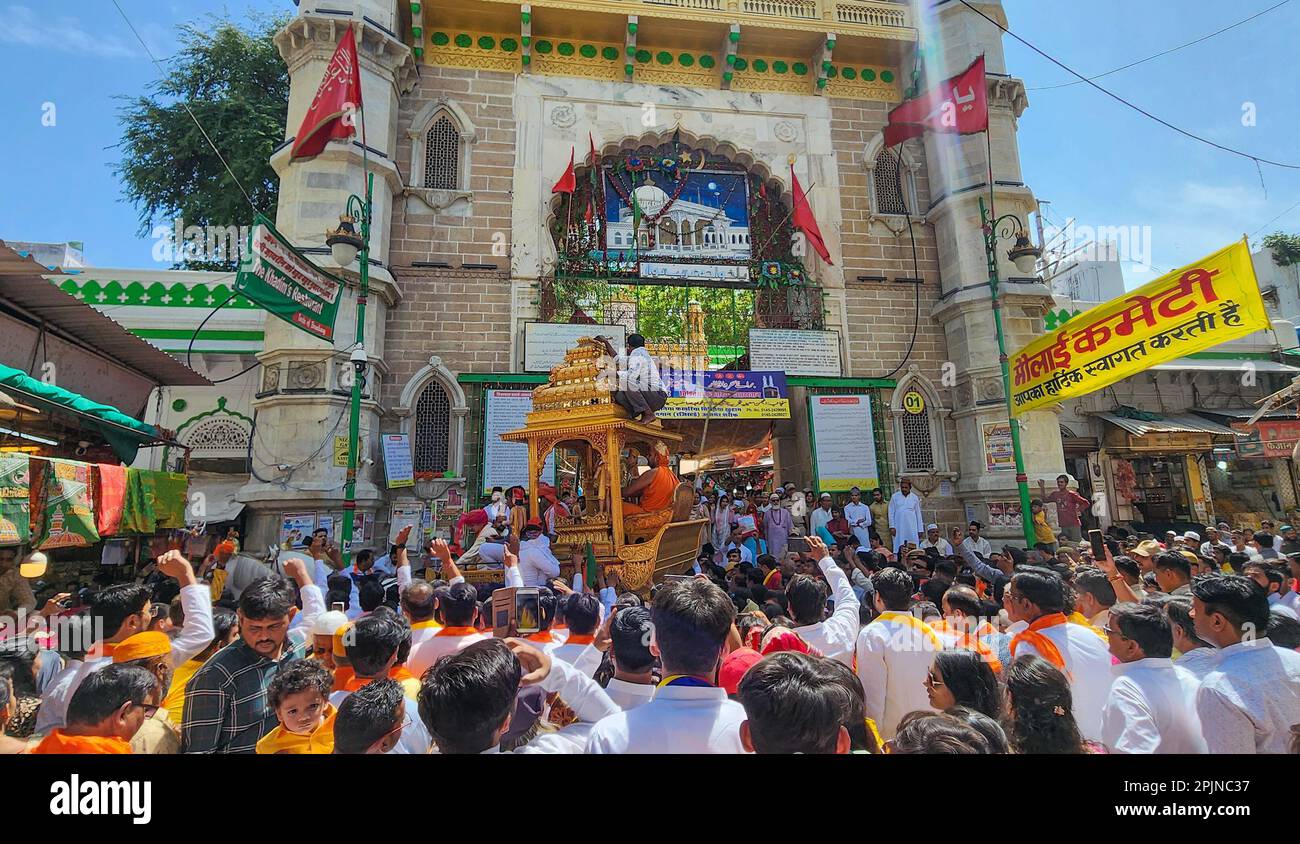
[498,336,708,592]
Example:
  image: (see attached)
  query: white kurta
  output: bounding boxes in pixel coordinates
[585,685,748,754]
[1101,658,1207,754]
[1196,637,1300,754]
[1008,617,1113,743]
[843,502,874,548]
[887,491,924,552]
[854,611,942,739]
[794,557,861,665]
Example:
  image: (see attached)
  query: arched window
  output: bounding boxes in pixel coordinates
[866,136,921,217]
[413,379,451,474]
[398,356,469,478]
[423,115,460,190]
[890,371,949,474]
[406,100,476,201]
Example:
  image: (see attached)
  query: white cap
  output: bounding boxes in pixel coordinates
[926,523,939,531]
[1182,531,1201,542]
[311,610,349,637]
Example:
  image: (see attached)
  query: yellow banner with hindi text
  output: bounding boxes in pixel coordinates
[1010,240,1269,416]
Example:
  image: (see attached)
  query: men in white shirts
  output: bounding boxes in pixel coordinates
[842,487,874,549]
[1101,602,1206,754]
[1199,526,1230,560]
[484,487,508,523]
[1191,574,1300,753]
[549,593,603,676]
[37,552,214,734]
[613,332,666,424]
[809,493,834,542]
[419,638,619,753]
[586,578,746,753]
[919,524,952,556]
[599,606,657,711]
[1153,552,1194,597]
[854,567,941,739]
[1003,567,1112,743]
[887,479,924,553]
[517,520,562,587]
[329,611,432,755]
[961,521,992,559]
[407,578,489,677]
[738,651,852,754]
[1244,561,1299,620]
[399,580,441,651]
[786,536,859,666]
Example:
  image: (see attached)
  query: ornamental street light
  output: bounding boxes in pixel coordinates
[327,171,374,564]
[980,196,1043,549]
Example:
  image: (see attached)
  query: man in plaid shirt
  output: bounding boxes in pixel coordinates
[181,556,325,753]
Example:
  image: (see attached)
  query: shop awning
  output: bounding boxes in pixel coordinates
[185,474,248,524]
[0,361,167,462]
[1091,411,1243,438]
[1149,358,1300,374]
[1191,406,1300,421]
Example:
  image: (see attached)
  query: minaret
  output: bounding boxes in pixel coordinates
[238,1,417,549]
[922,0,1067,537]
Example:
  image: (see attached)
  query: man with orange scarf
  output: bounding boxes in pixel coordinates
[1004,566,1111,743]
[621,442,679,515]
[930,585,1002,673]
[328,610,432,754]
[31,664,160,754]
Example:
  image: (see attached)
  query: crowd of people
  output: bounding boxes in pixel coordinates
[2,477,1300,756]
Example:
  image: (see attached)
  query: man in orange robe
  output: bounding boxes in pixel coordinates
[31,663,160,754]
[621,442,679,515]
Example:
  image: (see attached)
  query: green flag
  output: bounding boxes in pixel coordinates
[584,541,599,590]
[630,185,642,252]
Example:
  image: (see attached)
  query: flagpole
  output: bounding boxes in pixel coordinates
[340,23,372,565]
[981,122,1038,548]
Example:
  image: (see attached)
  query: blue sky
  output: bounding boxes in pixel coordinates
[0,0,1297,282]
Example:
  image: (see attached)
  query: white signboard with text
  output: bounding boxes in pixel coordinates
[749,328,842,376]
[524,322,626,372]
[809,395,880,492]
[381,434,414,489]
[484,389,556,494]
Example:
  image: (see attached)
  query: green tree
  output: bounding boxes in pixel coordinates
[1262,232,1300,267]
[115,14,289,270]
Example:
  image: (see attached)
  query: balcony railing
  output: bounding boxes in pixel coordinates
[466,0,914,36]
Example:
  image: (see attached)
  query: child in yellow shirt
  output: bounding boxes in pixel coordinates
[1030,499,1057,553]
[256,659,337,754]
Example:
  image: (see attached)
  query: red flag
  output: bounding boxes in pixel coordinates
[790,164,831,265]
[584,198,594,224]
[551,147,576,194]
[883,55,987,147]
[289,27,363,161]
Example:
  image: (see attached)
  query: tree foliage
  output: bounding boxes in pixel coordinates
[1262,232,1300,267]
[115,14,289,269]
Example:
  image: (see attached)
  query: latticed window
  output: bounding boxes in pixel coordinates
[900,409,935,472]
[423,115,460,190]
[873,149,908,215]
[414,380,451,473]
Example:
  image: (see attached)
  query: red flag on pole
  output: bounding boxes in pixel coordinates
[289,27,363,161]
[551,147,577,194]
[883,55,988,147]
[790,164,832,265]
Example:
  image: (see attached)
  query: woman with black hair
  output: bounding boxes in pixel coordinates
[924,649,1002,721]
[1003,654,1102,754]
[0,635,42,738]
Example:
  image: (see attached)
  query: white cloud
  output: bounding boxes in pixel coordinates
[0,4,141,59]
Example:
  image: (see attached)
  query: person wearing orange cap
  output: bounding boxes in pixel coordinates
[112,630,182,753]
[539,483,568,537]
[31,664,160,754]
[256,659,337,754]
[198,540,239,602]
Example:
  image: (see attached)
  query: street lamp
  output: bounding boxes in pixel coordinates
[979,197,1043,548]
[328,172,374,564]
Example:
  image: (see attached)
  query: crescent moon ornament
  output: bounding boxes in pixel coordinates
[693,150,708,170]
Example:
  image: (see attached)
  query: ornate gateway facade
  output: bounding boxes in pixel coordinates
[239,0,1069,550]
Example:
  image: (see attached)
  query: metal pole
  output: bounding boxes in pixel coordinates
[340,171,373,563]
[980,195,1038,548]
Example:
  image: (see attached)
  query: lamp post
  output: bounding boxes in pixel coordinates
[979,196,1042,549]
[326,171,373,564]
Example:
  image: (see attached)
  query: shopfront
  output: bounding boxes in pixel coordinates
[1197,410,1300,526]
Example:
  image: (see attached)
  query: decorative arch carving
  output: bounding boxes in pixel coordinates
[864,133,921,218]
[890,366,949,474]
[405,99,477,213]
[395,356,469,477]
